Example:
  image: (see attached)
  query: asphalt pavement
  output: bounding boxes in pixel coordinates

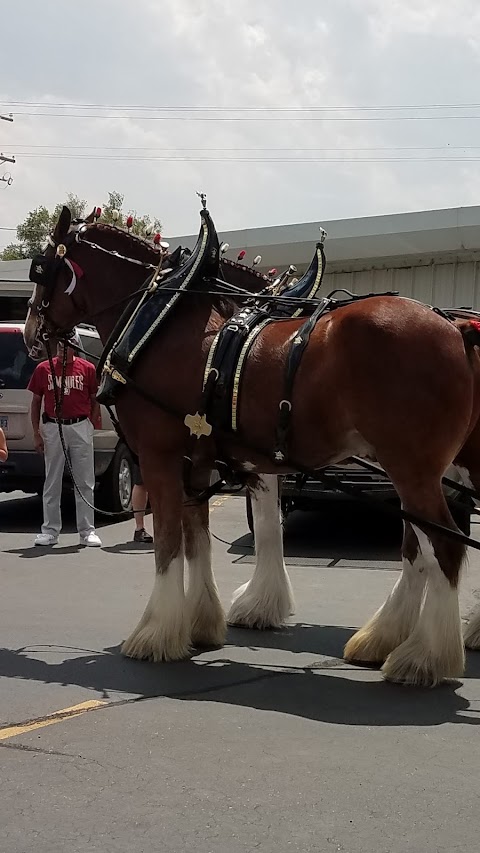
[1,491,480,853]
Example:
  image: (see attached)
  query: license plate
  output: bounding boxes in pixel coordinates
[0,416,7,431]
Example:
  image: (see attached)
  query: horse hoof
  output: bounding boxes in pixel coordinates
[190,608,227,648]
[227,579,294,630]
[344,628,390,665]
[381,641,465,688]
[121,627,191,662]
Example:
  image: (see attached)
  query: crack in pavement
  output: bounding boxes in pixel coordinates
[0,740,122,770]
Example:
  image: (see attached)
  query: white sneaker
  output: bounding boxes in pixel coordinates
[34,533,58,547]
[80,531,102,548]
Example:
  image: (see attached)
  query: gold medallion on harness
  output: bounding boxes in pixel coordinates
[184,412,213,439]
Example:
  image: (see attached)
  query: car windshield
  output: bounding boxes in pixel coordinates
[0,329,37,389]
[77,333,103,366]
[0,327,103,389]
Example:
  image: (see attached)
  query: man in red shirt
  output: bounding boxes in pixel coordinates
[28,334,102,547]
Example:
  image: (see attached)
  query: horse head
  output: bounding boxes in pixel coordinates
[23,204,220,359]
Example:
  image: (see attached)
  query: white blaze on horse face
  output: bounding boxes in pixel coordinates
[382,525,464,686]
[122,551,190,662]
[227,474,294,629]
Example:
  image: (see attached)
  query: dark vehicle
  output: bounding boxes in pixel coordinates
[246,461,473,537]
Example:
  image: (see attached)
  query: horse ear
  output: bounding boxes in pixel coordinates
[84,207,97,224]
[53,206,71,243]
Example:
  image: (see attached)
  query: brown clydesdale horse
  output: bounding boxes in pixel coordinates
[24,205,480,687]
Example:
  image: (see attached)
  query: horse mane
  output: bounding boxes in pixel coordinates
[81,223,247,319]
[221,257,270,285]
[83,222,163,264]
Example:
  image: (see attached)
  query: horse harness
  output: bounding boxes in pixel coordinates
[28,204,409,492]
[94,227,330,471]
[87,219,404,479]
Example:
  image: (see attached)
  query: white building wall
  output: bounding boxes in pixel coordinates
[323,259,480,310]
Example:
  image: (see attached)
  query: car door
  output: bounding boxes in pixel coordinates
[0,324,37,451]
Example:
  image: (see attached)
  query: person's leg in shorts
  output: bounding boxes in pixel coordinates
[132,463,153,543]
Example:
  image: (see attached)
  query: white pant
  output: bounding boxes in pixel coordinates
[41,419,95,537]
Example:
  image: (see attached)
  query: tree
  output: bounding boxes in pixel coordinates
[101,190,162,237]
[0,190,161,260]
[0,242,27,261]
[0,193,86,260]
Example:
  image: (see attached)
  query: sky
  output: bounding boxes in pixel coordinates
[1,0,480,249]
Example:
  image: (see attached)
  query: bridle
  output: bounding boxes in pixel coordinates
[27,221,167,357]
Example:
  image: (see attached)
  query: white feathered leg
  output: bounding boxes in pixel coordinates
[345,520,426,664]
[122,547,191,662]
[382,527,464,686]
[227,475,294,629]
[184,502,226,647]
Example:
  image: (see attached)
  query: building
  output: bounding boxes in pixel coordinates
[3,204,480,316]
[175,204,480,310]
[0,258,32,319]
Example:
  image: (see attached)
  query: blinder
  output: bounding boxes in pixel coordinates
[29,227,81,302]
[29,252,64,297]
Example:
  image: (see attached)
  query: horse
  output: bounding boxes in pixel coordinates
[24,204,480,687]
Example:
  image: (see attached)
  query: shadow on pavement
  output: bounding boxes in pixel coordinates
[5,544,82,559]
[1,622,480,728]
[229,505,402,566]
[101,542,154,555]
[0,492,127,534]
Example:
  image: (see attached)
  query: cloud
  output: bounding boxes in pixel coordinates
[2,0,480,250]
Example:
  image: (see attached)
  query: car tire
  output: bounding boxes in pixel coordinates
[96,443,134,515]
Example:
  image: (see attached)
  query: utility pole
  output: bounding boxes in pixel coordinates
[1,113,14,185]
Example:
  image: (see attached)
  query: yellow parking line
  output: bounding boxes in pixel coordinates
[0,700,107,742]
[211,495,231,509]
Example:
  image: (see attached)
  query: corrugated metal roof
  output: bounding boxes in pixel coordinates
[174,204,480,272]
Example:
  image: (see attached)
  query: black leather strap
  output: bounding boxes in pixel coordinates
[205,307,270,431]
[273,298,332,462]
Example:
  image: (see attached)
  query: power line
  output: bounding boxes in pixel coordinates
[9,112,480,122]
[8,144,480,152]
[11,153,480,162]
[4,100,480,112]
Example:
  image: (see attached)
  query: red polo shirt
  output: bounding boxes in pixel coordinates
[28,357,98,420]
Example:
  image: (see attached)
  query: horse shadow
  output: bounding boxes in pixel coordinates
[1,622,480,729]
[228,505,403,566]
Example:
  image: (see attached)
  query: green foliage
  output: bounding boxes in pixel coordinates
[51,192,87,225]
[0,243,27,260]
[15,205,52,257]
[101,190,162,236]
